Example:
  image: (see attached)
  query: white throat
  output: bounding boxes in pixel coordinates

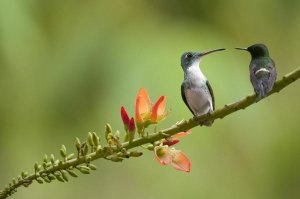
[185,60,207,82]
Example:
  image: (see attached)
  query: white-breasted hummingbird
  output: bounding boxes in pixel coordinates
[180,48,225,126]
[235,44,277,100]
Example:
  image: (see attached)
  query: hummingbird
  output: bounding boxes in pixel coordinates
[180,48,225,126]
[235,44,277,100]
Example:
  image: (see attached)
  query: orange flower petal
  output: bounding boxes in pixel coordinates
[171,150,191,172]
[154,146,172,165]
[151,96,166,122]
[135,96,144,123]
[171,130,191,140]
[135,88,151,123]
[137,88,151,114]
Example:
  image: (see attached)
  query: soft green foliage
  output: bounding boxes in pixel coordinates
[1,1,300,199]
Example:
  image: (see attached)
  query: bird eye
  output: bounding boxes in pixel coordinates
[186,53,192,59]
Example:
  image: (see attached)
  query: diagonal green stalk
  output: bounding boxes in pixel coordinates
[0,67,299,199]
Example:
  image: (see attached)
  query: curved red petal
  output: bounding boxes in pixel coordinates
[128,117,136,133]
[162,139,180,146]
[121,106,130,127]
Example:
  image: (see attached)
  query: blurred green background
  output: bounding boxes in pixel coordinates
[0,0,300,198]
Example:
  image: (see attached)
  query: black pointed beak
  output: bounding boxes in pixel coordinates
[235,47,248,51]
[197,48,226,57]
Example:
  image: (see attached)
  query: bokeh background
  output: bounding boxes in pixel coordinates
[0,0,300,199]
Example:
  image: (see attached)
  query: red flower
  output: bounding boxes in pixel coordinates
[121,106,130,130]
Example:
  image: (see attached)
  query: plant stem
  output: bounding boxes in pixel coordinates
[0,67,299,199]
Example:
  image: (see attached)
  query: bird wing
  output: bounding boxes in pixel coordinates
[206,80,215,110]
[181,83,194,114]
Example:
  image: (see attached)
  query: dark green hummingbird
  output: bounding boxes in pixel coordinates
[236,44,277,100]
[180,48,225,126]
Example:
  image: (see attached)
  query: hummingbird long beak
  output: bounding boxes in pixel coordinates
[198,48,226,57]
[235,47,248,51]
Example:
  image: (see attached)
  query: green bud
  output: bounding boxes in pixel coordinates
[56,175,65,182]
[108,140,113,146]
[54,160,60,165]
[82,143,89,156]
[46,162,52,168]
[66,169,78,177]
[105,123,112,141]
[12,178,17,185]
[85,156,91,163]
[21,171,28,179]
[43,154,48,163]
[88,164,97,170]
[48,174,56,180]
[147,145,154,151]
[88,132,94,147]
[41,175,51,183]
[110,156,123,162]
[36,178,44,184]
[79,166,90,174]
[50,154,55,164]
[114,130,120,139]
[92,132,100,146]
[61,170,69,182]
[60,145,67,158]
[129,151,143,157]
[75,137,81,152]
[66,153,74,160]
[34,162,39,172]
[96,145,102,153]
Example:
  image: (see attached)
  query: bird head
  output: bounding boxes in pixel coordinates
[181,48,225,71]
[235,43,270,58]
